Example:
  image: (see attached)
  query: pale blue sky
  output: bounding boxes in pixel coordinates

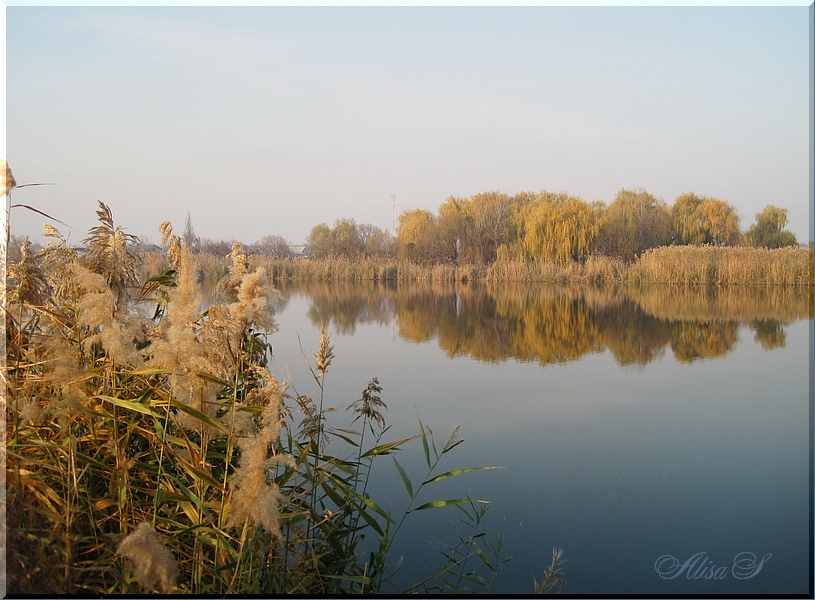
[4,5,813,245]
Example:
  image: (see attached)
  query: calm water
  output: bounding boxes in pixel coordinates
[264,281,812,595]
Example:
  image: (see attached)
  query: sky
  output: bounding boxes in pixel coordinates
[3,4,813,246]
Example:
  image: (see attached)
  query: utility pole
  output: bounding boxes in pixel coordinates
[390,193,397,233]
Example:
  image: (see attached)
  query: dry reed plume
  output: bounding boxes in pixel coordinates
[5,202,518,595]
[117,523,178,594]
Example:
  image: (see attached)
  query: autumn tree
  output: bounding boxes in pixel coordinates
[332,218,364,258]
[502,192,535,261]
[397,209,437,263]
[744,205,798,249]
[254,234,292,259]
[522,192,598,263]
[466,191,512,264]
[699,198,741,246]
[672,193,706,245]
[307,223,334,259]
[672,193,741,246]
[436,196,470,263]
[596,189,673,260]
[358,223,393,258]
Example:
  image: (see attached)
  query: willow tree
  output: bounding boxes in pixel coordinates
[744,205,798,249]
[436,196,467,263]
[672,193,706,245]
[522,192,597,264]
[672,193,741,246]
[466,191,512,264]
[699,198,741,246]
[397,208,437,263]
[596,189,673,260]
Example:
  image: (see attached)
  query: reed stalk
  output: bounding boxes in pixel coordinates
[136,244,814,286]
[5,203,523,595]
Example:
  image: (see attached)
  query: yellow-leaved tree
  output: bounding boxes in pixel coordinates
[522,192,598,264]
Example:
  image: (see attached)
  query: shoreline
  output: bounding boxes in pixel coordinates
[141,245,815,287]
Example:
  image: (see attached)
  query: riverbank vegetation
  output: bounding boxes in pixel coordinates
[131,187,811,286]
[4,203,569,595]
[9,182,809,286]
[295,189,803,267]
[138,244,813,287]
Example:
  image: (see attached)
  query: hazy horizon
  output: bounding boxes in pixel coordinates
[5,6,813,246]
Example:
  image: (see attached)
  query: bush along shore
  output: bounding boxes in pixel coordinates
[4,203,569,595]
[138,245,814,286]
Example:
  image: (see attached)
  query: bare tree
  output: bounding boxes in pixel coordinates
[255,234,292,259]
[183,212,200,253]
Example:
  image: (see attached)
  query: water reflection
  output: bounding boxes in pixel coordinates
[281,281,813,366]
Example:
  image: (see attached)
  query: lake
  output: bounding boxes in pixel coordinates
[262,281,812,595]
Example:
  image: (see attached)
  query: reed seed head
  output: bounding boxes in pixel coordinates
[117,522,178,594]
[168,235,181,269]
[159,221,173,246]
[226,390,289,538]
[234,267,277,332]
[349,377,387,429]
[315,322,334,377]
[19,400,46,425]
[1,160,16,195]
[230,241,248,275]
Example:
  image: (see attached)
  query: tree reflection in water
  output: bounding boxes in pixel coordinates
[291,281,813,367]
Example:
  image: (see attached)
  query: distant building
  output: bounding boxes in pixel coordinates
[288,244,310,259]
[134,243,165,254]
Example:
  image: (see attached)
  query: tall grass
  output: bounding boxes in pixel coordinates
[631,245,814,286]
[5,205,566,595]
[138,245,814,286]
[484,255,627,284]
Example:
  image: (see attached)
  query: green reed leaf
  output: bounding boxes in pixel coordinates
[442,438,464,455]
[170,397,226,432]
[354,492,394,525]
[410,499,489,512]
[418,418,431,468]
[195,371,232,387]
[330,431,359,447]
[474,544,496,573]
[74,452,111,473]
[175,480,215,523]
[350,498,385,536]
[360,435,418,458]
[391,456,413,500]
[96,395,159,418]
[423,466,500,485]
[176,458,222,488]
[130,368,171,376]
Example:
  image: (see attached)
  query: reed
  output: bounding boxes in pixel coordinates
[4,205,562,595]
[632,245,814,286]
[180,245,813,286]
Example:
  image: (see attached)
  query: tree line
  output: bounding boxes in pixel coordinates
[290,189,801,265]
[390,189,800,265]
[75,190,796,265]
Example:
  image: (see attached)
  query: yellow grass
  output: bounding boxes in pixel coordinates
[139,245,813,286]
[631,245,813,286]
